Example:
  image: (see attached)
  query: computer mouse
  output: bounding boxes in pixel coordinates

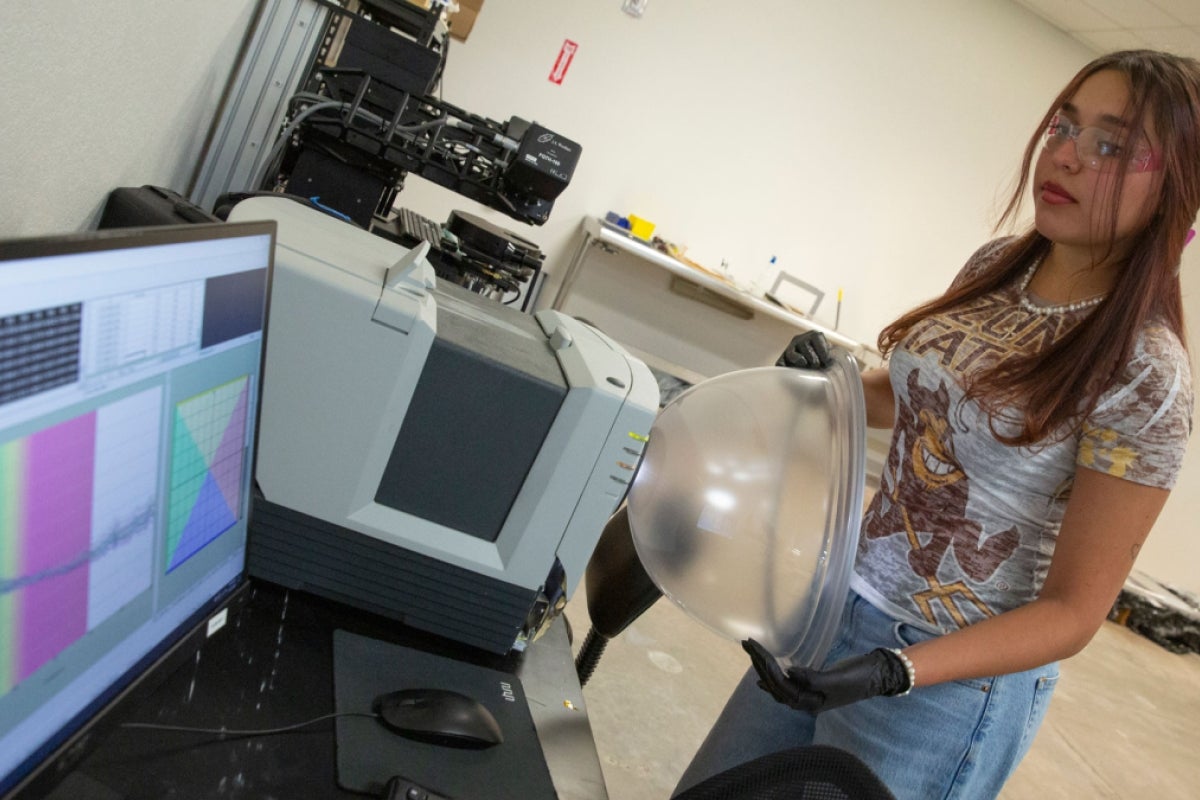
[373,688,504,749]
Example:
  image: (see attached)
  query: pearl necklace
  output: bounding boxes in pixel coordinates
[1016,260,1106,315]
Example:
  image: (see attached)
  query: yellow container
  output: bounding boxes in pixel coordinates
[627,214,656,241]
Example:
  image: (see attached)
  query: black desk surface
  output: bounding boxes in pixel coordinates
[57,581,608,800]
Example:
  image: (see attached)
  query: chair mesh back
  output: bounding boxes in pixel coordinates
[673,745,896,800]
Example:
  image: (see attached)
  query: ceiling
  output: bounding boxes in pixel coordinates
[1014,0,1200,59]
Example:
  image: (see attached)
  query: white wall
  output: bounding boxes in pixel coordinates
[397,0,1089,346]
[0,0,1196,592]
[0,0,258,235]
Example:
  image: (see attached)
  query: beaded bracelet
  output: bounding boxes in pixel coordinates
[890,648,916,696]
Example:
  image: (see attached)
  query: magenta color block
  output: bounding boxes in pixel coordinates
[17,412,95,682]
[211,381,248,513]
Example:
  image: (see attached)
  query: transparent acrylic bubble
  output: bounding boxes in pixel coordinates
[627,356,866,668]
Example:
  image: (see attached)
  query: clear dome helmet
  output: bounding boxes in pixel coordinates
[627,352,867,668]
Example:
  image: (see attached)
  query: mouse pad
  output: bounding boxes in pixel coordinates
[332,630,557,799]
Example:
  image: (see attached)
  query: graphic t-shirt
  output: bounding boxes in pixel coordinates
[851,240,1194,633]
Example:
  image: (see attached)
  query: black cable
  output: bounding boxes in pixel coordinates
[437,21,450,102]
[120,711,379,737]
[254,93,451,191]
[575,627,608,687]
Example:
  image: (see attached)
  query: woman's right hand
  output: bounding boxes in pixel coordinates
[777,331,832,369]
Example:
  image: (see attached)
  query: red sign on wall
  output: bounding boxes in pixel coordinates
[549,40,578,85]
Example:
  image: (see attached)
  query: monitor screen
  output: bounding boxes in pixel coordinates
[0,221,274,795]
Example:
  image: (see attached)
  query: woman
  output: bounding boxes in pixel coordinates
[674,49,1198,800]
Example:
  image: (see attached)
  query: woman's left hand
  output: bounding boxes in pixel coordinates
[743,639,911,714]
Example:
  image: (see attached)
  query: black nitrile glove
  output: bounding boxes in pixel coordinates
[743,639,910,714]
[777,331,832,369]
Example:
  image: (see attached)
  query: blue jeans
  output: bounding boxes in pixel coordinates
[673,591,1058,800]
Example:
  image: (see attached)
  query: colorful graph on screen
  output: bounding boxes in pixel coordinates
[165,376,250,573]
[0,390,159,696]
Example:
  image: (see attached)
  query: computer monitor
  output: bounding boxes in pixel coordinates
[0,221,274,797]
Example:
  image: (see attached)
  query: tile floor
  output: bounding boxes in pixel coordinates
[564,584,1200,799]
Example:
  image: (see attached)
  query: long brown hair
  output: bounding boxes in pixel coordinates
[878,50,1200,446]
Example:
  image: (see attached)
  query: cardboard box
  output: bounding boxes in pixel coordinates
[449,0,483,41]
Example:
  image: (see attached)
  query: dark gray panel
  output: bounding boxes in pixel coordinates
[373,310,567,541]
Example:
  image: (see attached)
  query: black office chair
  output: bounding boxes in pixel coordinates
[672,745,897,800]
